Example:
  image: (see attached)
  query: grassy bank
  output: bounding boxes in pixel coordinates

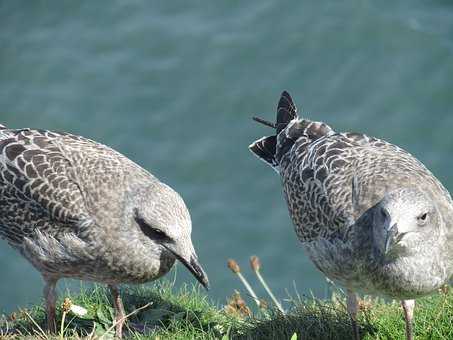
[1,281,452,340]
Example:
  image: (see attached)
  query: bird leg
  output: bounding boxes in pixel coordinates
[346,289,360,340]
[43,276,58,333]
[108,284,126,338]
[401,299,415,340]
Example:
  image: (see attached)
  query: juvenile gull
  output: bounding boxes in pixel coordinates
[250,91,452,340]
[0,125,209,338]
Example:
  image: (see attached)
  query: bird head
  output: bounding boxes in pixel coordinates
[133,182,209,289]
[371,188,442,259]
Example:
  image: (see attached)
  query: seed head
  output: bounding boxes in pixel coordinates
[62,298,72,313]
[250,256,261,272]
[224,290,251,317]
[358,298,373,312]
[227,259,240,273]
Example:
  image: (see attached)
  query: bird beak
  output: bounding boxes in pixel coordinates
[180,254,210,290]
[384,223,397,254]
[384,223,406,255]
[164,244,209,290]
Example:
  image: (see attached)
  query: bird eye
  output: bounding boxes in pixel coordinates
[134,210,172,242]
[148,227,168,240]
[417,212,428,225]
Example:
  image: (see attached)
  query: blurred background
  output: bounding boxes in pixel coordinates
[1,1,453,313]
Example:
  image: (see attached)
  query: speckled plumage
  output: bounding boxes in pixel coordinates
[0,125,208,336]
[250,91,453,340]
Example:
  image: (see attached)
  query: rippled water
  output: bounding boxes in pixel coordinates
[1,1,453,313]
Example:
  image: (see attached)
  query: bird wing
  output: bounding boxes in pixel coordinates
[344,133,452,220]
[0,128,145,242]
[0,129,90,223]
[283,131,452,241]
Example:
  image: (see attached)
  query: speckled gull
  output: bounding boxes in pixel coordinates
[249,91,453,340]
[0,125,209,338]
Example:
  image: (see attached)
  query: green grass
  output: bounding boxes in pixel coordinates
[1,282,452,339]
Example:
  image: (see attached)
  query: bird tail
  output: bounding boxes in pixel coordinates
[249,91,298,170]
[249,135,278,168]
[250,91,336,171]
[0,124,10,141]
[275,90,298,134]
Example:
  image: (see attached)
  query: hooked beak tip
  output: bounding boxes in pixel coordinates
[189,256,210,290]
[202,280,210,291]
[163,244,209,289]
[169,248,209,290]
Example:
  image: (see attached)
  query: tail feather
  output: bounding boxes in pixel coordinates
[250,91,336,170]
[249,135,278,169]
[250,91,298,171]
[276,91,298,133]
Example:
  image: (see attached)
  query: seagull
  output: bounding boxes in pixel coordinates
[249,91,452,340]
[0,125,209,338]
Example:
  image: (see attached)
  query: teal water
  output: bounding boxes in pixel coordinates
[1,1,453,313]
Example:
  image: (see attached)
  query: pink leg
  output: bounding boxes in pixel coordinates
[109,285,126,338]
[347,289,360,340]
[401,299,415,340]
[43,276,58,333]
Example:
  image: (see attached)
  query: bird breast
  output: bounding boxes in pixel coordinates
[303,236,449,299]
